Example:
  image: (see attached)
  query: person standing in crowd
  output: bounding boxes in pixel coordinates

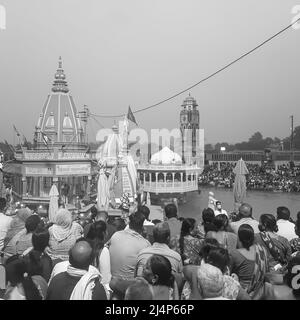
[108,210,150,281]
[169,218,204,265]
[23,227,53,283]
[4,255,48,300]
[229,203,259,234]
[230,224,273,299]
[135,222,183,277]
[255,214,292,271]
[164,203,182,239]
[142,254,179,300]
[139,205,155,243]
[85,220,111,288]
[290,212,300,253]
[214,201,228,217]
[206,214,238,253]
[276,207,297,241]
[46,208,83,264]
[46,240,107,300]
[3,207,33,258]
[0,198,12,251]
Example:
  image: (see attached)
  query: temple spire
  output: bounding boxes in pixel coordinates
[52,56,69,93]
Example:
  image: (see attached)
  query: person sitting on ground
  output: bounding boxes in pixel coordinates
[164,204,182,239]
[4,255,48,300]
[182,239,250,300]
[3,207,32,258]
[230,224,273,299]
[0,197,13,251]
[135,222,183,283]
[85,220,111,288]
[272,255,300,300]
[229,203,259,234]
[108,210,150,281]
[23,226,53,283]
[255,214,292,272]
[290,213,300,253]
[46,240,107,300]
[124,277,154,300]
[276,207,297,241]
[214,201,228,217]
[169,218,204,265]
[45,209,83,265]
[14,215,43,256]
[206,214,237,253]
[142,254,179,300]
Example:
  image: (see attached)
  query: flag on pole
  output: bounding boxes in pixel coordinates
[127,106,138,126]
[13,125,21,137]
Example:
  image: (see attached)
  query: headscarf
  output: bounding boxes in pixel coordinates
[4,208,32,245]
[51,209,73,242]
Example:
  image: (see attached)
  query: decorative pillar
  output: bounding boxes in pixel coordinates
[163,172,167,190]
[22,177,27,197]
[155,172,158,190]
[86,175,91,199]
[180,172,183,189]
[172,172,175,188]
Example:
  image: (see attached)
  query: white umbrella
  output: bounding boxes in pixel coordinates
[97,167,109,210]
[48,184,59,223]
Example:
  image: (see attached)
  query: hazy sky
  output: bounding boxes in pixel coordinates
[0,0,300,145]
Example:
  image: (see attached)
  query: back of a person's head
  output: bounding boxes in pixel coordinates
[205,247,230,274]
[152,222,170,244]
[90,206,98,220]
[112,217,126,231]
[86,220,107,241]
[285,255,300,297]
[238,224,254,250]
[238,203,253,218]
[0,197,6,211]
[260,214,278,233]
[202,208,215,223]
[197,263,224,299]
[152,219,162,225]
[148,254,173,288]
[200,238,220,260]
[181,218,195,237]
[164,203,177,219]
[32,227,50,252]
[25,215,42,233]
[55,208,72,227]
[96,210,109,222]
[69,240,93,270]
[125,279,153,300]
[129,211,145,232]
[276,207,290,221]
[213,214,229,231]
[139,205,150,221]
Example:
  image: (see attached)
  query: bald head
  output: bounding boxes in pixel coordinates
[96,211,108,222]
[238,203,253,218]
[69,240,93,270]
[153,222,170,244]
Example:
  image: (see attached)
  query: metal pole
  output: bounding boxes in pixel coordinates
[290,115,294,162]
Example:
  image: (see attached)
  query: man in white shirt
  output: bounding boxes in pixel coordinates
[214,201,228,217]
[276,206,297,241]
[0,198,12,250]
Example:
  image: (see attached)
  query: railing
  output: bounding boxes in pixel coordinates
[141,181,198,193]
[137,164,202,171]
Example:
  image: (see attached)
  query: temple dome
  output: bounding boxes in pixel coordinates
[150,147,182,165]
[181,94,198,108]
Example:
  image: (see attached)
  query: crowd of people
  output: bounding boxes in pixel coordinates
[0,196,300,300]
[199,162,300,192]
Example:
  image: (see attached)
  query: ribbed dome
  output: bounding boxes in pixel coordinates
[150,147,182,164]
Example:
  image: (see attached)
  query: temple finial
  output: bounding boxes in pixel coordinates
[59,56,62,69]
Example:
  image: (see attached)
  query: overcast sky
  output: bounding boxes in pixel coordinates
[0,0,300,145]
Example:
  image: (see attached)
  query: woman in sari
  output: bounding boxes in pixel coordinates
[230,224,273,299]
[45,208,83,264]
[142,254,179,300]
[3,208,32,258]
[169,218,204,265]
[255,214,292,271]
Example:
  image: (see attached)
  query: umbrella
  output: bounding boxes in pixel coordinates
[233,158,249,211]
[97,167,110,210]
[48,184,59,223]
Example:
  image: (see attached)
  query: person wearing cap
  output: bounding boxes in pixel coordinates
[214,201,228,217]
[229,203,259,234]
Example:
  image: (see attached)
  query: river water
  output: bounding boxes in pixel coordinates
[178,187,300,223]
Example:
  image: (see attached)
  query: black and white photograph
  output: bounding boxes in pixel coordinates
[0,0,300,306]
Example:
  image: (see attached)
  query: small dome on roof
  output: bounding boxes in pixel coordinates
[150,147,182,165]
[45,112,55,128]
[181,94,198,108]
